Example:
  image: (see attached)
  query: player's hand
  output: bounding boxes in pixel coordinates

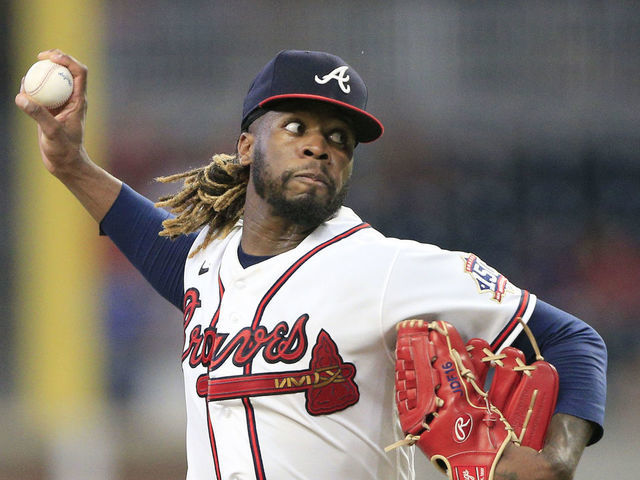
[494,414,594,480]
[15,49,89,179]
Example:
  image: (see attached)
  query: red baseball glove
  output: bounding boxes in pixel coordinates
[386,319,558,480]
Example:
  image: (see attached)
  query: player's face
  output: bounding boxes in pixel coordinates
[245,102,356,228]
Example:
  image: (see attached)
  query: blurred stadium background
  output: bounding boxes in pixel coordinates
[1,1,638,478]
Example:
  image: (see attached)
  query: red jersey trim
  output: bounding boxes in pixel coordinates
[490,290,531,352]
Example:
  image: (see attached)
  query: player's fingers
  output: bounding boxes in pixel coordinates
[15,92,62,138]
[37,48,63,58]
[38,49,88,85]
[37,49,88,103]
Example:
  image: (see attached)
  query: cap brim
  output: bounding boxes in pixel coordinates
[259,94,383,143]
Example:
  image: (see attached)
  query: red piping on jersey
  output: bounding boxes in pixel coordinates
[490,290,530,352]
[241,222,370,480]
[206,401,222,480]
[243,397,264,480]
[206,273,225,479]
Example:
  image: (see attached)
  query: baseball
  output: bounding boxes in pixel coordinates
[23,59,73,109]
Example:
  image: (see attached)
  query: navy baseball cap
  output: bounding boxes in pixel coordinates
[241,50,384,143]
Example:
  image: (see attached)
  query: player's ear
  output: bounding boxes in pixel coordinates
[237,131,254,166]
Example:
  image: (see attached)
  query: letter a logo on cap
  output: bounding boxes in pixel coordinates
[314,66,351,94]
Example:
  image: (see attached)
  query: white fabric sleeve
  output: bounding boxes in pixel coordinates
[380,240,535,345]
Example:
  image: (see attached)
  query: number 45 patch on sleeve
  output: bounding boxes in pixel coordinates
[462,254,509,303]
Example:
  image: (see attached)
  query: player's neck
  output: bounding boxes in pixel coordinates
[240,223,309,256]
[240,191,317,256]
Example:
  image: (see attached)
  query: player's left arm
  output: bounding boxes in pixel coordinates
[496,300,607,479]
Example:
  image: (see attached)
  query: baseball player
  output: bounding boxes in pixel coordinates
[16,49,606,480]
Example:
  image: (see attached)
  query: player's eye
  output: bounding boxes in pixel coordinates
[328,128,355,150]
[328,130,346,145]
[284,121,304,134]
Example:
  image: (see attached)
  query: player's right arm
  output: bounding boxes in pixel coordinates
[15,49,122,223]
[15,49,194,310]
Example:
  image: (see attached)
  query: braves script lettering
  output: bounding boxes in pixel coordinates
[183,313,310,370]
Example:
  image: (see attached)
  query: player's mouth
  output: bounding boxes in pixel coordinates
[292,171,331,189]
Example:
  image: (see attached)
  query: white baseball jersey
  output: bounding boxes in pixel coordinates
[180,206,536,480]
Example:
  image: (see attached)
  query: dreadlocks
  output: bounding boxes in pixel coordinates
[155,153,250,257]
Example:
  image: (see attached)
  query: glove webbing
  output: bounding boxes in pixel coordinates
[465,317,543,377]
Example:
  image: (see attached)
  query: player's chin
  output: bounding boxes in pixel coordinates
[285,184,333,204]
[272,192,340,227]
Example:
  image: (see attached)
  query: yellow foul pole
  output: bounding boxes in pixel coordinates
[11,0,108,451]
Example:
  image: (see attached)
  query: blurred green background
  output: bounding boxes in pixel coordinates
[2,1,638,479]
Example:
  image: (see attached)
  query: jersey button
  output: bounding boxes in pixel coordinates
[234,280,246,289]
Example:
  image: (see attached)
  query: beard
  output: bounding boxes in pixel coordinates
[251,145,350,229]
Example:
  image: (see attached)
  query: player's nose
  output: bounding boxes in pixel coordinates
[301,131,329,161]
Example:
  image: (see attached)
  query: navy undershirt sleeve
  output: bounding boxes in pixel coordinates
[99,183,197,310]
[512,300,607,444]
